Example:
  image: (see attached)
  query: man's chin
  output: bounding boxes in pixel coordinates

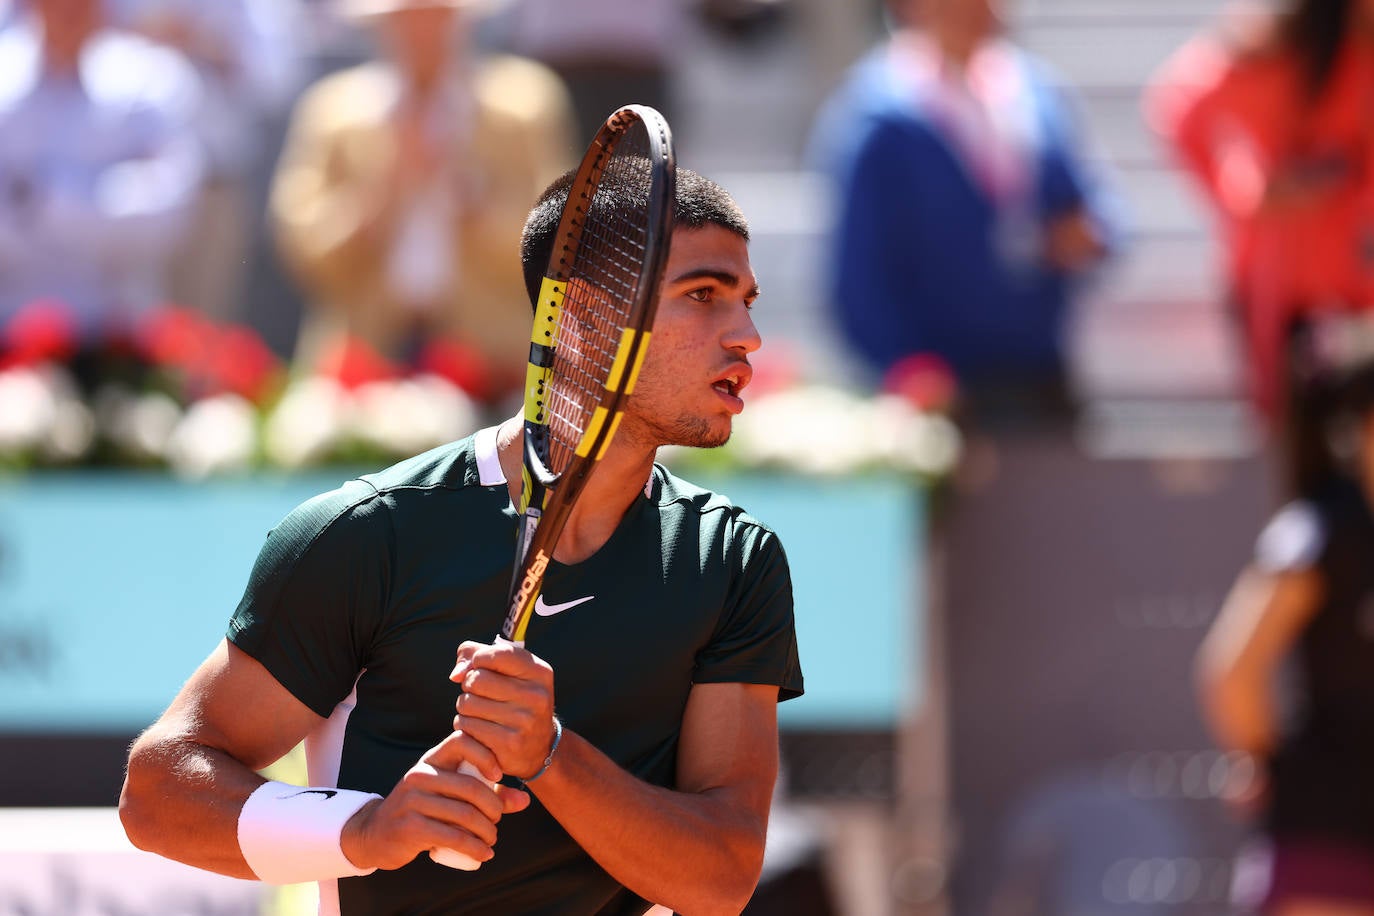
[665,418,733,451]
[691,430,732,450]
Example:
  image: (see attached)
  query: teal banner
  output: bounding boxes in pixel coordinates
[0,470,922,733]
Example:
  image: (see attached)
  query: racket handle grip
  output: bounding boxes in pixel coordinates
[431,634,522,869]
[428,761,495,871]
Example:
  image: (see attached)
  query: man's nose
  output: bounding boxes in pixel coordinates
[723,302,762,354]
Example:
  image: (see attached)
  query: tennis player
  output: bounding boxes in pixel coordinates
[119,167,804,916]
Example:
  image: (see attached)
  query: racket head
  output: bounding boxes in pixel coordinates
[503,104,676,643]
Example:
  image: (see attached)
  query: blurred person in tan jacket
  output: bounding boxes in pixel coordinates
[270,0,574,402]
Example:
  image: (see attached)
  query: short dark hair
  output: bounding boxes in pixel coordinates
[1279,314,1374,500]
[1282,0,1354,98]
[519,166,750,309]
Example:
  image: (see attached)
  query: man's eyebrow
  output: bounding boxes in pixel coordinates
[669,268,740,286]
[669,268,761,298]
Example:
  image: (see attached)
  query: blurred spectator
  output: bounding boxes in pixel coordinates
[0,0,204,346]
[115,0,306,324]
[1196,313,1374,913]
[504,0,686,141]
[1146,0,1374,421]
[808,0,1118,429]
[270,0,575,402]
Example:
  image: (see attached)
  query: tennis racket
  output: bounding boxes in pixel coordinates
[432,103,675,870]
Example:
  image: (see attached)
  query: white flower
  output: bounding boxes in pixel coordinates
[264,377,348,469]
[667,383,962,480]
[0,366,59,452]
[125,392,184,461]
[92,384,183,462]
[348,376,477,457]
[895,412,962,478]
[166,393,259,478]
[43,397,96,462]
[734,386,875,475]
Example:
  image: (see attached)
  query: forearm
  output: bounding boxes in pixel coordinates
[528,729,766,916]
[1198,670,1278,756]
[119,726,266,878]
[1195,567,1319,759]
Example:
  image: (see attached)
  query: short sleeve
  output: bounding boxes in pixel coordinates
[694,526,804,701]
[227,480,394,717]
[1254,500,1326,574]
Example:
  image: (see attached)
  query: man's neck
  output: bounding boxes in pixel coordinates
[41,34,89,76]
[495,416,656,566]
[915,20,992,72]
[400,46,466,105]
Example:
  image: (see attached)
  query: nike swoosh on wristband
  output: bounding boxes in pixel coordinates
[288,789,338,800]
[533,595,595,617]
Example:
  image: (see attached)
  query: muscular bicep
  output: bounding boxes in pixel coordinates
[675,682,779,827]
[120,640,326,875]
[166,639,324,768]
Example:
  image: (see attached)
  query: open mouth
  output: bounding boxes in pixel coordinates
[711,363,752,399]
[712,376,742,397]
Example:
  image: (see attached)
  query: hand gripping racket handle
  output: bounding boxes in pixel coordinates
[430,636,520,870]
[428,761,496,871]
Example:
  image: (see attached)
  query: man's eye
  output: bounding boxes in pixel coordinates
[686,288,711,303]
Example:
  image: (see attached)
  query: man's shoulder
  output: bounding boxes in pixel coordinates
[278,435,486,538]
[652,464,780,541]
[472,53,573,127]
[358,434,487,498]
[83,30,202,113]
[476,53,566,96]
[293,61,395,129]
[0,23,37,112]
[0,24,200,115]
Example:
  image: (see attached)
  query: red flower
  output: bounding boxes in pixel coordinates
[3,298,78,367]
[139,305,215,371]
[882,352,959,413]
[315,335,400,390]
[416,337,491,401]
[209,324,283,404]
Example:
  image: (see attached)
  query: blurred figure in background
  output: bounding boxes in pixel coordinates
[503,0,685,142]
[809,0,1117,429]
[0,0,204,347]
[116,0,305,324]
[1197,314,1374,915]
[270,0,574,403]
[1146,0,1374,423]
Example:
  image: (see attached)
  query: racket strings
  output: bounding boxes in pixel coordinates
[544,127,658,475]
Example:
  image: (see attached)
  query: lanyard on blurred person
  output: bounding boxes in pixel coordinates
[891,33,1037,207]
[890,33,1045,279]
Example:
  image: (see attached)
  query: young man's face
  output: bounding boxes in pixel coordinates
[380,7,460,86]
[920,0,1001,35]
[34,0,102,42]
[622,223,761,450]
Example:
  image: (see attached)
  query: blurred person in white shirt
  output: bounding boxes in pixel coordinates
[0,0,204,345]
[116,0,306,324]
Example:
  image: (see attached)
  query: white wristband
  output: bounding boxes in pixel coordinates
[237,780,382,885]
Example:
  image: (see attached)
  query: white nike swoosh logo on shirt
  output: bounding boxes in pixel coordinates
[533,595,595,617]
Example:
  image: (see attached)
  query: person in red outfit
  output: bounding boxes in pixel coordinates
[1146,0,1374,420]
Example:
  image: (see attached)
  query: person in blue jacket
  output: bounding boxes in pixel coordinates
[810,0,1121,424]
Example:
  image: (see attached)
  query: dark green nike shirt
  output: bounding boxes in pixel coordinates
[227,428,803,915]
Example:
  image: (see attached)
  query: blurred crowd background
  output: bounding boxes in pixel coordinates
[10,0,1374,913]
